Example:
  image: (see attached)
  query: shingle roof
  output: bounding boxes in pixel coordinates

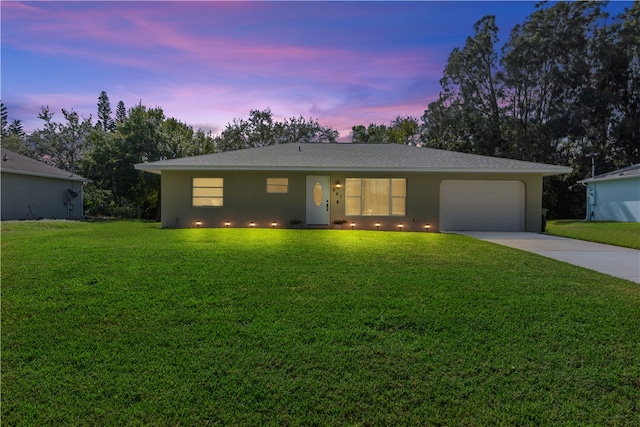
[1,149,89,182]
[135,143,572,176]
[578,163,640,184]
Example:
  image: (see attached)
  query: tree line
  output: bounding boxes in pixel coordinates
[1,1,637,219]
[421,1,639,217]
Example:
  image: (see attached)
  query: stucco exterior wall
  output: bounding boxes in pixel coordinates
[586,178,640,222]
[1,172,85,220]
[160,170,543,232]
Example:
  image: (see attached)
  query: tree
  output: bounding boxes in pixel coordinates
[0,102,7,138]
[0,103,32,156]
[115,100,127,124]
[84,101,217,218]
[387,116,420,145]
[421,97,473,152]
[215,109,338,151]
[440,15,506,156]
[350,123,389,143]
[28,106,93,173]
[97,91,115,132]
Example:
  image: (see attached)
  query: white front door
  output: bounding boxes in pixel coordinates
[306,175,330,225]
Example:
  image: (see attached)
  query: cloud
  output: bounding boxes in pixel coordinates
[1,1,458,138]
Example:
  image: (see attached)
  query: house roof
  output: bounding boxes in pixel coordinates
[1,149,89,183]
[135,143,572,176]
[578,163,640,184]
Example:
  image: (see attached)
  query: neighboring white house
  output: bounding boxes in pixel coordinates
[1,149,89,220]
[578,164,640,222]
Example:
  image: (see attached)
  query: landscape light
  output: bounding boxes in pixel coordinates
[250,222,255,228]
[351,222,355,230]
[424,224,431,232]
[375,222,380,230]
[225,221,230,228]
[195,221,202,228]
[398,224,403,231]
[272,222,277,228]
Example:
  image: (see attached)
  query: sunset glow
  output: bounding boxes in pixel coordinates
[1,1,631,140]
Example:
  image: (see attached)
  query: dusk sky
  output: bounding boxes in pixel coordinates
[1,1,631,140]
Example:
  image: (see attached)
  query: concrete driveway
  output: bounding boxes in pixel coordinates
[455,232,640,283]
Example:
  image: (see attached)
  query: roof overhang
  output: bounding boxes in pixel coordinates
[579,174,640,184]
[135,163,572,176]
[1,169,91,183]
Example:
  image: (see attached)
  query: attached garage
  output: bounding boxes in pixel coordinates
[440,180,525,231]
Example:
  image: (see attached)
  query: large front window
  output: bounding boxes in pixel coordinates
[193,177,223,207]
[345,178,406,216]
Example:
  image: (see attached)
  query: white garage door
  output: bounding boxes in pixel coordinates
[440,180,525,231]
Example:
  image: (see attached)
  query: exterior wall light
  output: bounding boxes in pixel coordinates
[335,180,342,188]
[195,221,202,228]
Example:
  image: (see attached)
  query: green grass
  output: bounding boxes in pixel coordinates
[546,220,640,250]
[2,220,639,425]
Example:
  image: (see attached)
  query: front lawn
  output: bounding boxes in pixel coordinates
[2,221,639,425]
[546,220,640,250]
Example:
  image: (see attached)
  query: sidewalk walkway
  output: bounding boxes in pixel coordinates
[455,232,640,283]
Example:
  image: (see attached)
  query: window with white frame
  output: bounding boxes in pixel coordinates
[192,177,223,207]
[266,177,289,194]
[345,178,406,216]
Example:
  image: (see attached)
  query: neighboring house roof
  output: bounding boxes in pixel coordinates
[1,149,89,182]
[135,143,572,176]
[578,163,640,184]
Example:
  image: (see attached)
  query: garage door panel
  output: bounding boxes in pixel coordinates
[440,180,524,231]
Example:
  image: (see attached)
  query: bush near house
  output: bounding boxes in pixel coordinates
[2,221,638,425]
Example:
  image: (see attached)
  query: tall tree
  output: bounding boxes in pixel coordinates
[421,97,473,152]
[97,91,115,132]
[0,103,32,156]
[0,102,7,138]
[115,100,127,124]
[440,15,505,156]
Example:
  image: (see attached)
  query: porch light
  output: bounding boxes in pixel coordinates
[195,221,202,228]
[398,223,403,231]
[350,222,355,230]
[375,222,380,230]
[272,222,277,228]
[225,221,230,228]
[250,222,255,228]
[424,224,431,232]
[335,180,342,188]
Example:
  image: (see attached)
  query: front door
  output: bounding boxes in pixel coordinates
[306,175,330,225]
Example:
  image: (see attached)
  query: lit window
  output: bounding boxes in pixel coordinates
[266,177,289,194]
[193,178,223,207]
[345,178,406,216]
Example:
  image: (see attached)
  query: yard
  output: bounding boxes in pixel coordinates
[2,221,639,425]
[546,220,640,250]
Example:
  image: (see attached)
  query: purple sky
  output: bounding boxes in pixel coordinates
[1,1,631,141]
